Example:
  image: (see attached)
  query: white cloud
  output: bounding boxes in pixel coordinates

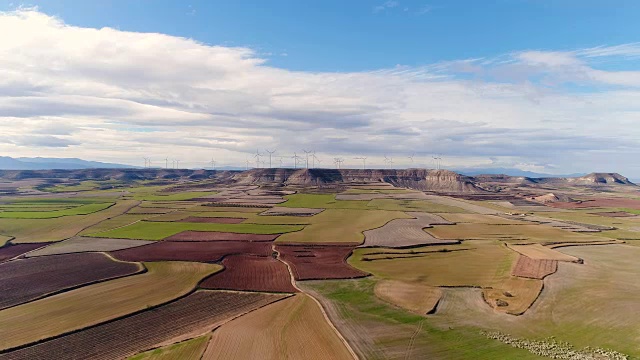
[1,9,640,175]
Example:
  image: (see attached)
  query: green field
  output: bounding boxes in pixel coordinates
[301,279,543,359]
[2,200,139,243]
[276,208,410,244]
[0,202,114,219]
[90,220,305,240]
[128,335,211,360]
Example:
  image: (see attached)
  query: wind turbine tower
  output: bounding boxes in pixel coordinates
[302,149,312,169]
[312,152,321,169]
[210,158,216,170]
[165,157,169,169]
[408,154,415,166]
[254,149,262,169]
[265,149,276,168]
[354,157,367,170]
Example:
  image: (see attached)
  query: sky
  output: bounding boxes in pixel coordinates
[1,1,640,175]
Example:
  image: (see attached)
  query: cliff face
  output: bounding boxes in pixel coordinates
[233,168,484,193]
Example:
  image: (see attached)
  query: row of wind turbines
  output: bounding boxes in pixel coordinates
[141,151,444,170]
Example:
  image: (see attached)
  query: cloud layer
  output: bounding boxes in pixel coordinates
[2,9,640,175]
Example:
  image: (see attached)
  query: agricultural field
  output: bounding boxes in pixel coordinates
[1,174,639,359]
[203,294,354,360]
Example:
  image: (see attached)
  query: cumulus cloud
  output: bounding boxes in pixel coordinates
[1,9,640,175]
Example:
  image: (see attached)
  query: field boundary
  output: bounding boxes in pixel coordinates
[0,258,147,311]
[272,244,360,360]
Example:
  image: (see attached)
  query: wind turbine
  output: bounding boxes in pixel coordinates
[210,158,216,170]
[408,154,415,166]
[302,149,312,169]
[384,155,391,169]
[278,156,284,167]
[172,159,176,169]
[165,157,169,169]
[387,157,394,169]
[333,157,344,169]
[312,152,321,169]
[292,153,302,169]
[265,149,276,168]
[175,159,180,169]
[245,158,250,170]
[143,157,149,168]
[254,149,262,169]
[354,157,367,170]
[432,155,442,170]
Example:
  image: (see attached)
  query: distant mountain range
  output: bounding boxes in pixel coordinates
[0,157,136,170]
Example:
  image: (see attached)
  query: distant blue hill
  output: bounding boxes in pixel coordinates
[0,156,136,170]
[456,167,585,178]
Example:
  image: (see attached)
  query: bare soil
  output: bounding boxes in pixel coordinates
[511,255,558,279]
[276,244,369,280]
[0,290,286,360]
[0,243,51,262]
[0,253,141,309]
[111,241,272,263]
[165,231,279,242]
[200,255,297,293]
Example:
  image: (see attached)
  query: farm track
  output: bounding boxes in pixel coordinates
[165,231,279,242]
[200,254,298,293]
[273,245,359,360]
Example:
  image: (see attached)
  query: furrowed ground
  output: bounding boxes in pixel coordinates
[0,261,221,350]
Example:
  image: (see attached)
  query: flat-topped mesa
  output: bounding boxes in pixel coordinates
[571,173,635,186]
[232,168,485,193]
[388,169,486,193]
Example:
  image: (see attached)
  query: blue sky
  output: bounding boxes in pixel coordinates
[1,2,640,176]
[8,0,640,72]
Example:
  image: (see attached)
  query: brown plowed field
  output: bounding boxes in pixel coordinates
[0,243,51,262]
[200,255,297,293]
[178,217,245,224]
[165,231,279,242]
[0,290,286,360]
[549,198,640,210]
[276,244,369,280]
[511,255,557,279]
[111,241,272,263]
[0,253,141,309]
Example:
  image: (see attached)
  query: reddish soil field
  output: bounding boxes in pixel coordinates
[549,198,640,210]
[0,253,141,309]
[165,231,279,242]
[179,217,245,224]
[200,255,297,293]
[0,290,286,360]
[111,241,272,263]
[0,243,51,263]
[511,255,558,279]
[276,244,369,280]
[589,211,636,218]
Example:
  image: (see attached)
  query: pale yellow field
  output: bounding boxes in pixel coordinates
[276,208,410,244]
[202,294,353,360]
[506,243,580,262]
[0,261,221,350]
[483,277,543,315]
[374,280,442,315]
[351,240,514,287]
